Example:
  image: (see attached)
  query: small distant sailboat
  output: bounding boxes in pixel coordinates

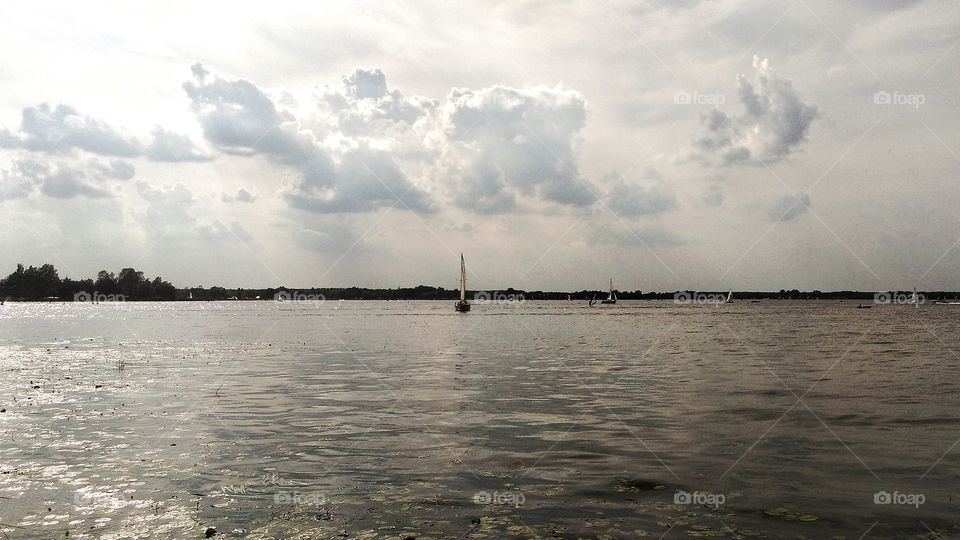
[725,290,734,304]
[455,253,471,312]
[909,288,919,305]
[600,278,617,305]
[589,294,597,307]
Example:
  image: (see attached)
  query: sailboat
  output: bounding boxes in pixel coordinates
[725,290,734,303]
[909,288,919,306]
[455,253,471,312]
[600,278,617,304]
[588,294,596,307]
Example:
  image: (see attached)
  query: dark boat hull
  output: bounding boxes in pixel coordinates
[455,301,471,312]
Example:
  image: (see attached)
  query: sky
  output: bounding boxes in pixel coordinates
[0,0,958,292]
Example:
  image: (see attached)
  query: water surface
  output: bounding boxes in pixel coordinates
[1,300,958,538]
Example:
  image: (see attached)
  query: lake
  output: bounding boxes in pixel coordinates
[0,300,958,538]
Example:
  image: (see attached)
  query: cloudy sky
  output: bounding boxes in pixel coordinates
[1,0,958,291]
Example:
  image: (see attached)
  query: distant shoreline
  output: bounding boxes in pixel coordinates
[2,263,956,303]
[4,290,957,302]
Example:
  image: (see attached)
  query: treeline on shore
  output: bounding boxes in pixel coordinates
[0,263,954,301]
[0,264,177,300]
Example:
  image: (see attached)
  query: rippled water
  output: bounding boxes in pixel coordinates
[1,300,959,538]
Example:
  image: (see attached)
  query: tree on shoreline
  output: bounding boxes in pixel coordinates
[0,264,177,300]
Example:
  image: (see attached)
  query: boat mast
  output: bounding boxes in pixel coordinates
[460,253,466,302]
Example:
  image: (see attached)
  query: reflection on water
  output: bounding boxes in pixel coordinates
[1,300,959,538]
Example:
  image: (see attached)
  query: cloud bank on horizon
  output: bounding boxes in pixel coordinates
[0,1,956,291]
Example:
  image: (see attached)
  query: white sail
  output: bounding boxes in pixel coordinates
[608,278,615,301]
[460,253,466,302]
[727,290,733,303]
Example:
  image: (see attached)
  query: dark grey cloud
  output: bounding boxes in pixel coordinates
[318,68,438,138]
[1,157,129,200]
[40,167,112,199]
[221,188,257,203]
[183,65,605,216]
[690,57,817,165]
[441,84,597,211]
[184,64,320,161]
[1,103,141,156]
[146,127,211,162]
[186,64,434,215]
[90,159,135,181]
[451,160,516,214]
[285,147,433,214]
[769,193,811,222]
[183,65,305,158]
[0,103,208,163]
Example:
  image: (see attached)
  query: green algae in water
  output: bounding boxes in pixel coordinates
[686,524,728,537]
[763,505,819,522]
[614,479,669,493]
